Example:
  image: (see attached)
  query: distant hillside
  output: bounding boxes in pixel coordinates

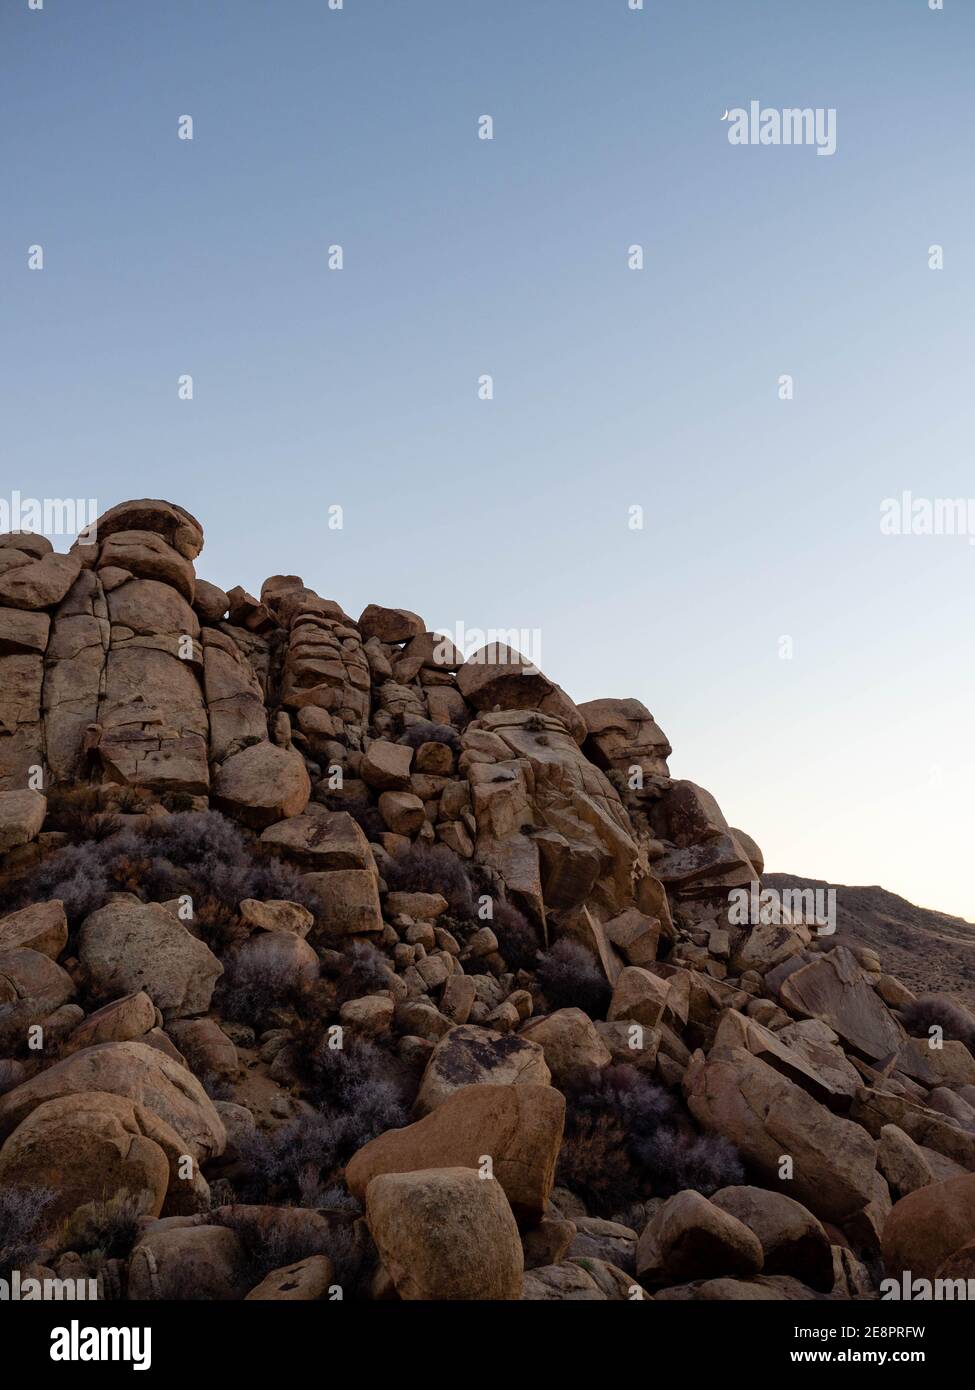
[765,873,975,1009]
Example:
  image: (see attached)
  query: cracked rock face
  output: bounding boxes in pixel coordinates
[0,494,965,1304]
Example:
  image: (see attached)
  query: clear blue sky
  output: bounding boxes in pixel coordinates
[3,1,973,918]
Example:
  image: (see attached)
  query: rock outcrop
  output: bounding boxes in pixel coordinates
[0,497,969,1303]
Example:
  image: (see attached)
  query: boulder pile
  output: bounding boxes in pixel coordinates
[0,498,972,1302]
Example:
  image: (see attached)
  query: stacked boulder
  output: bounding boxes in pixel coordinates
[0,497,973,1301]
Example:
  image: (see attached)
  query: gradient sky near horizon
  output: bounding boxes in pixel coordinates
[2,1,973,919]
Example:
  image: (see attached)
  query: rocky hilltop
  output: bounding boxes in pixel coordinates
[1,498,974,1302]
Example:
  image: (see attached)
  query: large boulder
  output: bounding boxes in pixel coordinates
[881,1173,975,1282]
[0,789,47,853]
[0,550,82,610]
[0,1092,177,1238]
[636,1190,764,1286]
[261,806,372,870]
[0,1040,226,1163]
[415,1024,551,1115]
[76,499,204,560]
[457,646,587,744]
[779,946,903,1063]
[710,1185,833,1291]
[360,739,413,791]
[0,947,74,1014]
[212,742,311,829]
[79,900,222,1020]
[358,605,425,643]
[519,1008,612,1084]
[347,1083,564,1222]
[577,696,671,780]
[64,991,157,1053]
[365,1167,523,1300]
[312,868,383,936]
[683,1045,877,1223]
[0,901,68,958]
[128,1224,249,1300]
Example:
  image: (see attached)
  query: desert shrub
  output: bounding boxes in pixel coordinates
[297,1036,413,1128]
[536,938,612,1019]
[237,1042,411,1206]
[44,785,148,843]
[62,1190,148,1259]
[190,895,250,956]
[30,843,109,922]
[0,1186,57,1278]
[19,809,321,928]
[236,1111,346,1207]
[216,950,305,1031]
[332,940,392,1004]
[631,1128,745,1197]
[383,844,474,917]
[491,898,541,971]
[556,1064,743,1216]
[901,994,975,1057]
[398,720,461,753]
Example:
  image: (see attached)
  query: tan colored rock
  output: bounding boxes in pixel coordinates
[79,900,222,1020]
[0,900,67,958]
[441,974,476,1024]
[878,1123,951,1197]
[415,741,454,775]
[0,947,75,1039]
[683,1045,878,1223]
[0,1040,226,1163]
[896,1036,975,1089]
[521,1262,609,1299]
[166,1019,239,1083]
[0,1092,173,1237]
[608,966,671,1028]
[378,790,425,836]
[307,868,381,937]
[77,499,204,560]
[238,898,314,938]
[361,739,413,791]
[0,789,46,853]
[710,1185,833,1290]
[193,579,229,623]
[64,991,157,1053]
[245,1254,336,1300]
[0,608,50,655]
[415,1024,551,1115]
[0,551,82,610]
[340,994,395,1036]
[129,1225,249,1300]
[365,1167,523,1300]
[604,908,661,966]
[779,946,903,1063]
[714,1009,859,1110]
[347,1083,564,1222]
[262,805,372,870]
[97,531,195,603]
[519,1008,612,1083]
[577,696,672,780]
[457,646,586,744]
[384,891,448,920]
[655,780,730,846]
[358,605,425,643]
[731,921,807,974]
[730,827,764,876]
[212,742,310,829]
[636,1190,763,1285]
[881,1174,975,1282]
